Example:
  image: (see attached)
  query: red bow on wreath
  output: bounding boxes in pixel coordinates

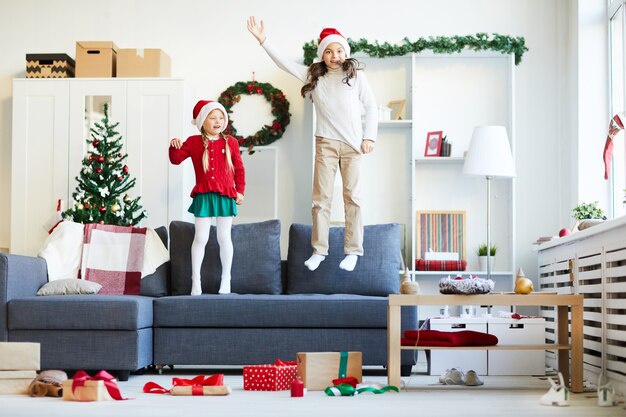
[247,83,263,95]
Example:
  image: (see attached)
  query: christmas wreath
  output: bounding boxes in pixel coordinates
[218,81,290,152]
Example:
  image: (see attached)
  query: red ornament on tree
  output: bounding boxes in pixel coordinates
[97,156,105,163]
[83,203,90,209]
[95,168,103,174]
[92,140,100,147]
[118,176,123,182]
[99,206,106,213]
[123,165,129,174]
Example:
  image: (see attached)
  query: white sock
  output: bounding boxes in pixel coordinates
[216,217,233,294]
[218,278,231,295]
[339,254,358,272]
[190,217,211,295]
[304,254,326,271]
[191,278,202,296]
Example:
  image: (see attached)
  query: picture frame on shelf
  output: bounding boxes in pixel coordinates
[387,99,406,120]
[416,210,466,260]
[424,131,443,157]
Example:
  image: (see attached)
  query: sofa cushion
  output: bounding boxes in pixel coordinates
[169,220,281,295]
[140,226,170,297]
[36,279,102,296]
[8,295,153,330]
[154,294,390,328]
[286,224,402,295]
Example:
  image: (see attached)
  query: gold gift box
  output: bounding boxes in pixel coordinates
[62,379,114,402]
[296,352,362,391]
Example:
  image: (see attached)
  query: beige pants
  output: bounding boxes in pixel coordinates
[311,137,363,256]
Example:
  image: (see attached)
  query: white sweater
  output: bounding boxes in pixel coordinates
[261,39,378,152]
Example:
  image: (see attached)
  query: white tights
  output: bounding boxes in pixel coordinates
[190,216,234,295]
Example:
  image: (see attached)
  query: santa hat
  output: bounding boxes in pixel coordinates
[191,100,228,133]
[317,28,350,60]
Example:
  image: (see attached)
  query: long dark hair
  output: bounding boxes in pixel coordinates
[301,58,364,98]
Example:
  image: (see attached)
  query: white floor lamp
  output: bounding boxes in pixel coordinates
[462,126,516,281]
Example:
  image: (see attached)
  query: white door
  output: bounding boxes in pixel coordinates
[11,79,70,255]
[126,79,185,229]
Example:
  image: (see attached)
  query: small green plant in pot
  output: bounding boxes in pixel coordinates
[572,201,606,220]
[477,243,497,257]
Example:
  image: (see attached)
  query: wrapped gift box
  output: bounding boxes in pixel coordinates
[0,370,37,395]
[62,379,114,402]
[0,342,40,370]
[75,41,118,77]
[296,352,362,391]
[26,54,75,78]
[117,49,171,77]
[243,361,297,391]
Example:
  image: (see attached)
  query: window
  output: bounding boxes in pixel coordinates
[609,1,626,215]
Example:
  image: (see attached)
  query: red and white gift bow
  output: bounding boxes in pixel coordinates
[71,370,128,400]
[143,374,226,395]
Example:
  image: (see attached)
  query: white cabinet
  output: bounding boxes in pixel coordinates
[11,78,186,256]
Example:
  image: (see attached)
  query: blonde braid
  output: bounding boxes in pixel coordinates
[201,128,210,172]
[222,133,235,172]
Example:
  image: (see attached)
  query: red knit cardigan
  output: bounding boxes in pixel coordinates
[169,135,246,199]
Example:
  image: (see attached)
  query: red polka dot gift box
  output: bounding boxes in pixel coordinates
[243,360,298,391]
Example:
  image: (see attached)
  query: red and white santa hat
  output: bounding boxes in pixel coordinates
[191,100,228,133]
[317,28,351,60]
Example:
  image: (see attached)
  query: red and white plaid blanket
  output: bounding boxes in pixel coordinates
[81,224,147,295]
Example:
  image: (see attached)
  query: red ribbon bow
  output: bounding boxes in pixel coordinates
[332,376,359,388]
[71,370,127,400]
[143,374,224,395]
[275,359,297,366]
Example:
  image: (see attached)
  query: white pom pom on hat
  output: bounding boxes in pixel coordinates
[316,28,351,60]
[191,100,228,133]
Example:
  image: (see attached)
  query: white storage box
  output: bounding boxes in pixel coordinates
[429,318,487,375]
[487,318,546,375]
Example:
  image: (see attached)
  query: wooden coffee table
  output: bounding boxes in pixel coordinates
[387,293,584,392]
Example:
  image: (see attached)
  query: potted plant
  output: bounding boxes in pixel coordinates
[477,243,497,271]
[572,201,606,230]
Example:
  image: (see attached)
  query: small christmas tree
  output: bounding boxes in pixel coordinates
[63,103,146,225]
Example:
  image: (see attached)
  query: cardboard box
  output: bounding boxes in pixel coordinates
[75,41,118,77]
[429,318,488,375]
[487,317,546,375]
[0,342,40,370]
[62,379,114,401]
[243,362,297,391]
[296,352,362,391]
[26,54,75,78]
[117,48,171,77]
[0,370,36,394]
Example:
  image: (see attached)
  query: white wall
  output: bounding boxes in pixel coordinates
[0,0,592,279]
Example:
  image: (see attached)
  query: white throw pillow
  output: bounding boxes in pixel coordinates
[38,221,85,281]
[36,279,102,296]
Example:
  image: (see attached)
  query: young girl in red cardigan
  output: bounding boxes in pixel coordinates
[169,100,246,295]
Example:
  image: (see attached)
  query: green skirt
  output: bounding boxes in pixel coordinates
[188,192,237,217]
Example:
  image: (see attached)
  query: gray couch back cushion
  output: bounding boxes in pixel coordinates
[286,223,402,295]
[169,220,282,295]
[140,226,170,297]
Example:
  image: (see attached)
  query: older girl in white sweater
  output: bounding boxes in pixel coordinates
[247,16,378,272]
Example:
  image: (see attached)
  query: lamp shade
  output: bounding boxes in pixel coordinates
[462,126,516,177]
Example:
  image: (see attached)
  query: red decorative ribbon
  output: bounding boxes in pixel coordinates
[275,359,297,366]
[71,370,127,400]
[143,374,224,395]
[332,376,359,388]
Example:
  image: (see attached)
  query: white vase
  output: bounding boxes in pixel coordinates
[478,256,495,272]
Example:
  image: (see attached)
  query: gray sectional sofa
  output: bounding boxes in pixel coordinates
[0,220,417,381]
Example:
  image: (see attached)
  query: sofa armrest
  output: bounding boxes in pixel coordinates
[0,253,48,340]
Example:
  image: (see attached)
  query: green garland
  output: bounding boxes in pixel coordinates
[218,81,291,152]
[303,33,528,65]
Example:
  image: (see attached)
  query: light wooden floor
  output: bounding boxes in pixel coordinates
[2,369,625,417]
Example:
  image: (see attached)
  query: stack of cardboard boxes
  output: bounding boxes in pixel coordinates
[0,342,40,395]
[26,41,171,78]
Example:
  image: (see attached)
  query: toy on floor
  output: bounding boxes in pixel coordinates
[28,370,67,397]
[539,372,569,407]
